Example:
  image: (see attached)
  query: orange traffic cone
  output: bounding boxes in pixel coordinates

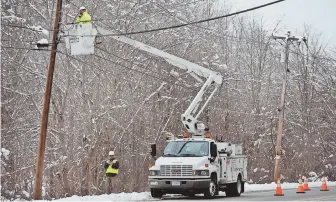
[296,178,306,193]
[274,178,284,196]
[320,176,329,191]
[303,176,311,191]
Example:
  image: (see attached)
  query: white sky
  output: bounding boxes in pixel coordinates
[224,0,336,46]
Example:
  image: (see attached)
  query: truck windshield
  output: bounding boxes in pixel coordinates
[163,141,209,157]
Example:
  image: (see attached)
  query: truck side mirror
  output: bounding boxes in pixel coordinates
[210,142,217,158]
[150,144,156,157]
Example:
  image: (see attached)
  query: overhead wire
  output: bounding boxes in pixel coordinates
[66,0,285,37]
[66,0,282,46]
[1,46,55,52]
[155,1,285,47]
[1,39,36,43]
[2,24,53,32]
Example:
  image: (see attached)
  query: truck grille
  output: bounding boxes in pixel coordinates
[160,165,193,176]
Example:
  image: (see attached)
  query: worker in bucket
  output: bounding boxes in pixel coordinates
[76,6,91,24]
[104,151,119,194]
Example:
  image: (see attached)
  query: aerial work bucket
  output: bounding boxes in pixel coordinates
[64,24,97,55]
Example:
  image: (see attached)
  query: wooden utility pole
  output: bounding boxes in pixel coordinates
[273,31,300,182]
[33,0,63,199]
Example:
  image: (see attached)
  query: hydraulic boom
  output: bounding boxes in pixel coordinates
[95,26,223,136]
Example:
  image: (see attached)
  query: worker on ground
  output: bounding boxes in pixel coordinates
[76,6,91,24]
[104,151,119,194]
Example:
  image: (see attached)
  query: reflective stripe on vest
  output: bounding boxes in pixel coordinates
[106,160,118,174]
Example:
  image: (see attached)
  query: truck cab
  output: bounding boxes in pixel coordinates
[148,133,247,199]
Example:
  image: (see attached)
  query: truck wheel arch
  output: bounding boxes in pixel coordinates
[211,172,218,182]
[237,173,244,193]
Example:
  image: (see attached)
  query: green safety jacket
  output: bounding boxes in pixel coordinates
[104,159,119,177]
[76,12,91,24]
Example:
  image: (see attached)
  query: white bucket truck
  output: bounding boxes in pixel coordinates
[63,25,248,199]
[148,132,247,198]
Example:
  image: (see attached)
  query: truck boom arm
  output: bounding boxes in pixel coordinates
[96,27,223,136]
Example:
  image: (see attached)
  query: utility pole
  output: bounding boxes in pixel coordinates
[33,0,62,199]
[273,31,300,182]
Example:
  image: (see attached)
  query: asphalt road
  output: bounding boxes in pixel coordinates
[160,187,335,201]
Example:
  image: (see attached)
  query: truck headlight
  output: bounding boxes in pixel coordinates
[149,170,159,176]
[193,170,209,176]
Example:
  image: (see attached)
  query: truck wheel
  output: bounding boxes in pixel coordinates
[226,176,242,197]
[204,177,217,199]
[150,189,163,198]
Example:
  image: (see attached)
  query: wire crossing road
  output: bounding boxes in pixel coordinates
[160,187,335,201]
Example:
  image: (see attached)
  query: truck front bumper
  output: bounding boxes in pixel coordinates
[148,178,210,193]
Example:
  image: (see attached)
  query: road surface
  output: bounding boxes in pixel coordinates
[160,187,335,201]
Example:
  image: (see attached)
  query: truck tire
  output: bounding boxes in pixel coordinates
[204,177,217,199]
[150,189,163,198]
[226,175,242,197]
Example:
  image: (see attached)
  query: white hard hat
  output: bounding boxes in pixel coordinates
[79,6,86,10]
[108,151,115,156]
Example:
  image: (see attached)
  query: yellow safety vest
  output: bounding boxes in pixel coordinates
[106,160,118,174]
[76,12,92,24]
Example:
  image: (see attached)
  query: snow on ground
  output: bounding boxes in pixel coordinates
[1,192,154,202]
[2,181,335,201]
[245,181,336,192]
[45,192,153,201]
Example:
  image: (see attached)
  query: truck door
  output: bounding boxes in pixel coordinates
[210,142,220,176]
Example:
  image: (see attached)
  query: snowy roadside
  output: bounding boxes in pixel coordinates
[2,181,335,201]
[244,181,336,192]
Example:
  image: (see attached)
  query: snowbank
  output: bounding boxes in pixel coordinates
[52,192,153,201]
[2,181,335,201]
[1,192,154,202]
[245,181,336,192]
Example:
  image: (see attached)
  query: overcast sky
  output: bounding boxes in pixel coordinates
[224,0,336,46]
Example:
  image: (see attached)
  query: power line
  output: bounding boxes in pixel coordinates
[69,0,285,37]
[1,46,55,52]
[2,24,53,32]
[1,39,36,43]
[151,1,283,47]
[66,0,282,46]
